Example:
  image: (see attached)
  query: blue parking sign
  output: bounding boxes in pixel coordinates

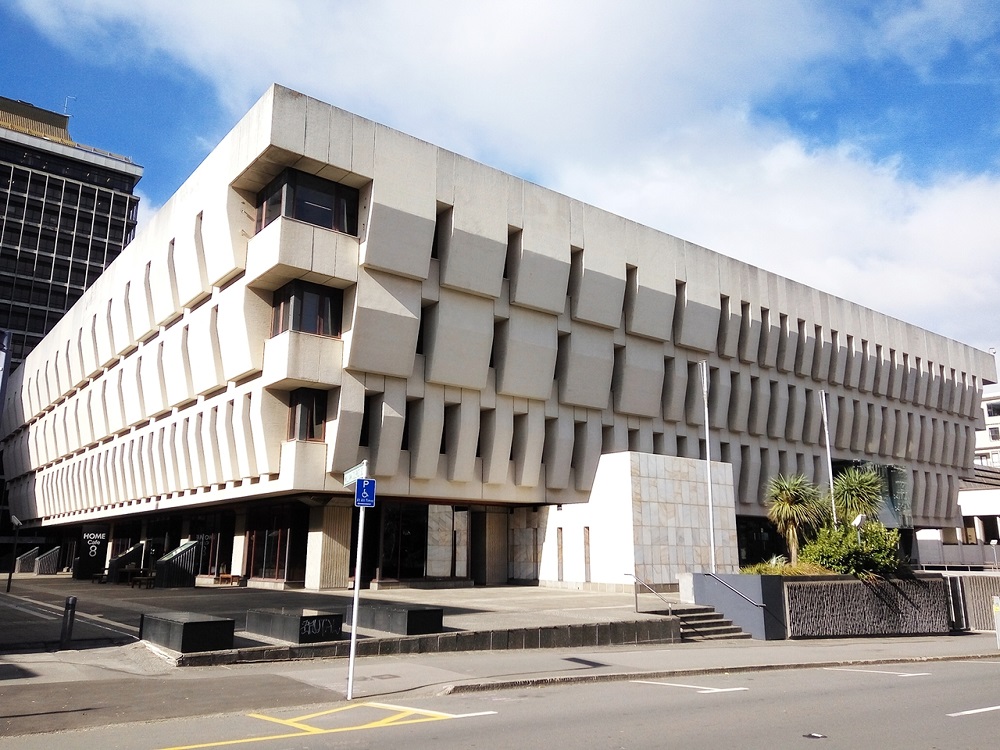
[355,478,376,507]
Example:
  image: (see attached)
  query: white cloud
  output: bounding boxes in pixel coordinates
[14,0,1000,353]
[133,188,160,236]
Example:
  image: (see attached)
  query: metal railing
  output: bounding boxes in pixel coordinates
[705,573,765,608]
[154,539,202,588]
[625,573,672,616]
[14,547,39,573]
[34,547,61,575]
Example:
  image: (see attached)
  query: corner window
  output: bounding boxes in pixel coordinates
[288,388,328,441]
[272,280,343,337]
[256,168,359,236]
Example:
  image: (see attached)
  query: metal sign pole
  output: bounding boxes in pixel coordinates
[344,466,373,701]
[346,504,366,700]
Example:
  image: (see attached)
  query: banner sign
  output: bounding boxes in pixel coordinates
[75,524,110,579]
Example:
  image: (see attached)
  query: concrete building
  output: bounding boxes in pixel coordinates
[917,383,1000,569]
[0,85,995,589]
[0,96,143,369]
[974,383,1000,469]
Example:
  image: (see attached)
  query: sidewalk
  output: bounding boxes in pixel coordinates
[1,575,998,737]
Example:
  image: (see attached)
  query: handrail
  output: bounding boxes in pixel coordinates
[705,573,765,608]
[34,546,61,575]
[625,573,672,616]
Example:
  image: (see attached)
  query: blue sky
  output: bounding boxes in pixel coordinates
[1,0,998,360]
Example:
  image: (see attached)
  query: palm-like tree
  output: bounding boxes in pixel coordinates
[834,466,885,525]
[765,474,824,565]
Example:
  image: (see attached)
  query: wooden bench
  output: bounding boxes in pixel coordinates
[131,574,156,589]
[215,573,238,585]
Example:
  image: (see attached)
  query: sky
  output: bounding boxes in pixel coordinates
[1,0,998,358]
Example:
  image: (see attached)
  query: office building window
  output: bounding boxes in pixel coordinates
[988,402,1000,418]
[990,427,1000,442]
[271,279,343,337]
[288,388,328,442]
[256,168,359,236]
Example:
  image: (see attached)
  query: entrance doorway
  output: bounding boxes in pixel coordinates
[470,507,508,585]
[379,501,428,580]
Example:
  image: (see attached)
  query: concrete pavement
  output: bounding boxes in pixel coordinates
[1,574,998,737]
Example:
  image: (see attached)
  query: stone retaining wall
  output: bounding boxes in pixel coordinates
[785,576,950,638]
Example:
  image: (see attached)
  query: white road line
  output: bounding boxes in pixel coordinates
[632,680,748,694]
[823,667,929,677]
[948,705,1000,717]
[0,599,58,620]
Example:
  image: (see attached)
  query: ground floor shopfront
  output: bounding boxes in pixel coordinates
[25,452,743,591]
[42,496,514,589]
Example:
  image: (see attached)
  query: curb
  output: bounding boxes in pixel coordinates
[441,653,1000,694]
[174,618,683,666]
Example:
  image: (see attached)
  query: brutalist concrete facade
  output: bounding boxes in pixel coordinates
[0,85,995,589]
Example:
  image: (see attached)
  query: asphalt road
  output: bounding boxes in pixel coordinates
[3,659,998,749]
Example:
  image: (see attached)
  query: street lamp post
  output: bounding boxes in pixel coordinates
[699,360,716,574]
[5,513,22,593]
[819,390,837,525]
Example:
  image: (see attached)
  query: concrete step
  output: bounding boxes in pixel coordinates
[683,630,753,641]
[672,605,750,642]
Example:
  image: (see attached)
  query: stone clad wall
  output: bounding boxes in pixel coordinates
[533,452,738,588]
[785,576,950,637]
[631,453,739,583]
[425,505,468,578]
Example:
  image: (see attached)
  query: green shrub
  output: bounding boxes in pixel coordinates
[799,523,903,578]
[740,560,834,576]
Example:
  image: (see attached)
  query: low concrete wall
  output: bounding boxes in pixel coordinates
[690,573,950,639]
[689,573,786,640]
[945,573,1000,631]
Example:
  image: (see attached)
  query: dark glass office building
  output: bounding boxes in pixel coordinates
[0,96,143,368]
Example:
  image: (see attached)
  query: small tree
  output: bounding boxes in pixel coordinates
[765,474,825,565]
[834,466,885,525]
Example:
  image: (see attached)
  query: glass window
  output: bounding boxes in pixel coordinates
[988,402,1000,418]
[256,168,359,236]
[288,388,328,441]
[52,259,70,284]
[271,279,343,337]
[990,427,1000,442]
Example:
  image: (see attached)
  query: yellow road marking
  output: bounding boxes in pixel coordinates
[158,701,497,750]
[366,701,457,719]
[245,713,324,734]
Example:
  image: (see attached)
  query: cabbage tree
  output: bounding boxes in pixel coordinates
[765,474,825,565]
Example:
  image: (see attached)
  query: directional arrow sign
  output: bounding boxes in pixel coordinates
[355,478,376,508]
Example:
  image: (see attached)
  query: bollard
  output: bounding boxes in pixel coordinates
[59,596,77,650]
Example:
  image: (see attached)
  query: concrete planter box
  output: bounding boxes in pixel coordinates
[688,573,950,640]
[141,611,235,653]
[246,608,344,644]
[349,604,444,635]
